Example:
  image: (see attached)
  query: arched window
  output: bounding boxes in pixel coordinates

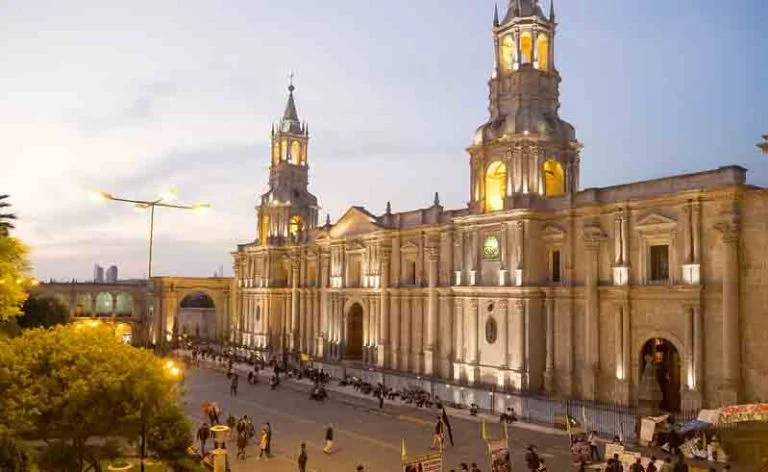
[485,161,507,212]
[291,141,301,165]
[500,34,515,71]
[281,138,288,161]
[95,292,113,316]
[260,215,270,245]
[543,159,565,196]
[272,141,280,165]
[76,293,92,315]
[520,32,533,64]
[115,293,133,316]
[536,34,550,71]
[288,215,304,237]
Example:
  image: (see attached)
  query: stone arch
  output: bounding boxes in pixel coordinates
[115,292,133,316]
[543,159,565,196]
[520,32,533,64]
[536,34,550,71]
[500,34,515,71]
[485,161,507,212]
[344,301,365,360]
[178,291,217,340]
[289,215,304,237]
[76,293,93,316]
[291,141,302,165]
[635,330,684,413]
[95,292,113,316]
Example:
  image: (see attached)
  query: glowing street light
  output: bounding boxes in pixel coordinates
[89,188,210,346]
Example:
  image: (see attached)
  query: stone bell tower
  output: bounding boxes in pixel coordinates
[468,0,580,213]
[256,76,319,245]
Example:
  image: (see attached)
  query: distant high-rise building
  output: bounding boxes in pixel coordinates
[93,265,104,283]
[106,265,118,283]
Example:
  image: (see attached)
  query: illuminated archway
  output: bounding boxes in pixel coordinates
[291,141,301,165]
[500,34,515,71]
[543,159,565,196]
[485,161,507,212]
[260,215,270,245]
[536,34,549,71]
[345,303,364,360]
[272,141,280,165]
[288,215,304,237]
[280,138,288,161]
[95,292,113,316]
[520,32,533,64]
[640,338,681,412]
[76,293,92,315]
[115,293,133,316]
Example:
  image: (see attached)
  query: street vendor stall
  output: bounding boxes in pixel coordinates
[707,403,768,466]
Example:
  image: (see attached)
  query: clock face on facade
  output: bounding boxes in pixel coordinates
[483,235,500,260]
[485,316,498,344]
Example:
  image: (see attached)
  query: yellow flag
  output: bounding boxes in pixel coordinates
[401,439,407,461]
[481,419,489,441]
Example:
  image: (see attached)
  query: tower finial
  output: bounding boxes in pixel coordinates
[493,3,499,27]
[325,213,331,226]
[386,201,392,215]
[549,0,555,22]
[434,192,440,206]
[288,71,295,93]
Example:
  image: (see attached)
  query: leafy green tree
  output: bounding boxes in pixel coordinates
[0,194,16,236]
[0,324,188,471]
[0,235,31,320]
[17,295,70,329]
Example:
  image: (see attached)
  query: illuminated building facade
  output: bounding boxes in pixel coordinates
[231,0,768,412]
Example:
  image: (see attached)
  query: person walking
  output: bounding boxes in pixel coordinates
[630,458,645,472]
[432,419,445,450]
[378,390,384,409]
[258,427,268,460]
[265,422,273,457]
[297,442,308,472]
[196,422,210,455]
[230,373,239,397]
[236,431,248,460]
[525,445,540,472]
[647,456,658,472]
[588,431,600,462]
[323,423,334,454]
[441,408,454,446]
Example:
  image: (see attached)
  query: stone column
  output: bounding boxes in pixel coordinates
[717,215,741,403]
[319,252,330,357]
[439,295,452,378]
[425,246,439,375]
[515,221,525,286]
[454,298,464,367]
[378,247,391,367]
[694,305,704,393]
[684,305,694,388]
[515,299,527,389]
[290,257,300,352]
[401,296,411,372]
[544,297,555,393]
[390,294,401,370]
[583,232,603,400]
[467,298,479,384]
[362,300,370,363]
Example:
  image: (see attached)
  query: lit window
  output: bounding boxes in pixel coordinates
[650,245,669,282]
[288,215,304,237]
[483,235,501,260]
[520,32,533,64]
[536,34,549,71]
[291,141,301,165]
[281,139,288,161]
[485,161,507,212]
[260,215,270,244]
[544,160,565,196]
[272,141,280,165]
[500,35,515,71]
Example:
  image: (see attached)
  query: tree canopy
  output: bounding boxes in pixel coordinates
[0,324,190,470]
[0,194,16,237]
[17,294,70,329]
[0,235,31,320]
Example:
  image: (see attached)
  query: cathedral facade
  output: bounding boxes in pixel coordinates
[231,1,768,412]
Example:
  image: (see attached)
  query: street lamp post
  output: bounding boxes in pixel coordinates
[90,190,210,346]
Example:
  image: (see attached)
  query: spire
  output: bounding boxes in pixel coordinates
[386,201,392,215]
[282,72,299,122]
[549,0,555,22]
[493,3,499,27]
[433,192,440,206]
[325,213,331,226]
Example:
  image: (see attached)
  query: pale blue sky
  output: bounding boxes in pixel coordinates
[2,1,766,281]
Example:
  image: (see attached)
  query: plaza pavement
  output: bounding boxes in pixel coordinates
[181,367,576,471]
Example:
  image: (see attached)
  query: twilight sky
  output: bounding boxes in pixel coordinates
[2,0,767,281]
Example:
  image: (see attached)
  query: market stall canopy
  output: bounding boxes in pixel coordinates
[696,404,768,426]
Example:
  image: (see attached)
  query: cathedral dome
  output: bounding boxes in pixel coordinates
[473,110,575,145]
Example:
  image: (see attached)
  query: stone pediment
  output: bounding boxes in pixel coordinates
[400,241,419,253]
[345,241,366,253]
[636,212,677,232]
[541,223,566,242]
[329,206,385,239]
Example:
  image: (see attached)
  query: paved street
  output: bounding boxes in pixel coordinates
[182,367,575,471]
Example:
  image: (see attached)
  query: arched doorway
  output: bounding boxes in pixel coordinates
[640,338,681,412]
[345,303,364,360]
[178,292,216,341]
